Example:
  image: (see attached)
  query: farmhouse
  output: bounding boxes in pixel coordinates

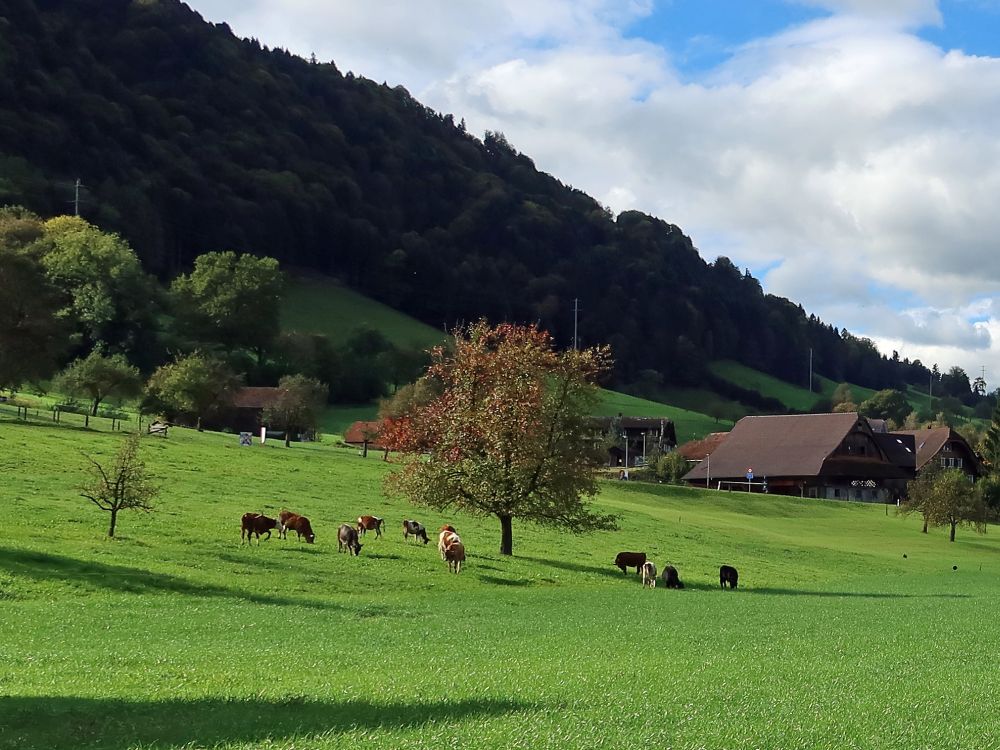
[683,412,912,502]
[891,427,982,482]
[590,416,677,467]
[344,420,387,455]
[676,432,730,463]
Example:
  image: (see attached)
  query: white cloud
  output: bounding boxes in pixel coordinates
[186,0,1000,382]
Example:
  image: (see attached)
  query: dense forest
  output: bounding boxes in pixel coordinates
[0,0,961,395]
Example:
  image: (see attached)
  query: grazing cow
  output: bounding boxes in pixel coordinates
[338,523,363,555]
[445,541,466,573]
[279,511,315,544]
[241,513,278,544]
[662,565,685,589]
[641,561,657,588]
[720,564,739,589]
[614,551,647,575]
[357,515,385,538]
[277,509,301,539]
[438,525,461,561]
[402,519,430,544]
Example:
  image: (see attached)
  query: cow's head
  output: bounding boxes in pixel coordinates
[306,532,316,544]
[353,542,363,556]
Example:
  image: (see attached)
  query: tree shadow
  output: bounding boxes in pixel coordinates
[746,586,970,599]
[366,553,403,560]
[478,574,533,586]
[519,555,634,580]
[0,695,538,750]
[0,547,339,610]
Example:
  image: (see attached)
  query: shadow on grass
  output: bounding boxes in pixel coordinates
[366,553,403,560]
[519,555,632,581]
[0,547,339,610]
[0,695,538,750]
[746,586,971,599]
[478,574,533,586]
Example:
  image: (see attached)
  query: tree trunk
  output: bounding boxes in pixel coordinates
[363,440,369,458]
[196,415,203,432]
[91,397,101,417]
[922,516,928,533]
[108,508,118,538]
[284,431,291,448]
[499,514,513,556]
[950,522,956,542]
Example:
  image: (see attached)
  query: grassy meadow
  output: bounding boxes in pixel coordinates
[2,415,999,750]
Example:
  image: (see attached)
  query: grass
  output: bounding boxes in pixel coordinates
[710,360,828,412]
[3,414,999,749]
[281,274,445,350]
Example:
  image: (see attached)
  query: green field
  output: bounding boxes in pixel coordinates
[282,275,445,350]
[3,414,998,749]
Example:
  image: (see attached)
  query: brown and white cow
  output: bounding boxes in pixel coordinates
[241,512,278,544]
[357,515,385,538]
[338,523,363,555]
[438,525,461,560]
[402,519,430,544]
[641,561,657,588]
[445,541,466,573]
[278,510,315,543]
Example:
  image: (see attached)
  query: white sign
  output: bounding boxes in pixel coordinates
[260,426,267,445]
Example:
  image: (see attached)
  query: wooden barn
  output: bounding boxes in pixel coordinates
[683,412,913,502]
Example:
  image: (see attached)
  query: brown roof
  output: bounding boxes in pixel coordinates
[231,387,282,409]
[343,420,386,447]
[683,412,909,482]
[892,428,980,474]
[676,432,729,461]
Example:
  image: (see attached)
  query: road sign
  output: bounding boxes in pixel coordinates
[746,468,754,480]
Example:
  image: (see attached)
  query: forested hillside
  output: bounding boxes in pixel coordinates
[0,0,942,392]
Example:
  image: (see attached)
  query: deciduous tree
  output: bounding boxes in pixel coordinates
[80,432,158,538]
[903,465,985,541]
[263,374,328,447]
[170,251,284,366]
[55,349,142,416]
[382,321,618,556]
[143,353,242,430]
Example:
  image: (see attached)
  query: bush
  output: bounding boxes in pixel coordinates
[651,451,692,484]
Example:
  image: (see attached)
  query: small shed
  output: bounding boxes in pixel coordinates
[229,387,282,433]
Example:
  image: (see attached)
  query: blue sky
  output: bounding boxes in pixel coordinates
[188,0,1000,382]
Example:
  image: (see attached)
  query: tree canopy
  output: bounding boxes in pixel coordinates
[382,321,618,556]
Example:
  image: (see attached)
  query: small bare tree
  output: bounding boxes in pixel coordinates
[80,433,158,537]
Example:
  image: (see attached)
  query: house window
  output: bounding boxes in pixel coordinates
[941,457,949,468]
[956,458,963,469]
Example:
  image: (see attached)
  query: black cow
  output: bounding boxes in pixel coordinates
[614,551,647,575]
[338,523,363,555]
[241,513,278,544]
[720,565,739,589]
[662,565,685,589]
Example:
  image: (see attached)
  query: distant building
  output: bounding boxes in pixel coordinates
[590,416,677,467]
[891,427,982,483]
[675,432,730,463]
[683,412,912,502]
[343,420,386,452]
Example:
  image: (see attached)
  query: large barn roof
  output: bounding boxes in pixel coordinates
[892,427,980,474]
[683,412,901,481]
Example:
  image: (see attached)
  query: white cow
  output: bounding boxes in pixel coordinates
[641,561,657,588]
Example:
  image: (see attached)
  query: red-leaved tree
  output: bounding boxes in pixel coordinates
[381,321,618,556]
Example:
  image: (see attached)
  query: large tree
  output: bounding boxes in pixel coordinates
[382,321,618,556]
[55,349,142,416]
[170,251,284,366]
[38,215,160,366]
[262,374,328,447]
[0,243,67,391]
[859,389,911,426]
[903,466,986,542]
[143,353,243,430]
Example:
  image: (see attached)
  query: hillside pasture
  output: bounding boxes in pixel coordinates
[1,418,998,749]
[282,274,445,350]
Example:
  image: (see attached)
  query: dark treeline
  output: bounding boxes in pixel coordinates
[0,0,952,394]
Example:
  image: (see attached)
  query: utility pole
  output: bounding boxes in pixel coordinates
[572,298,580,350]
[71,178,85,216]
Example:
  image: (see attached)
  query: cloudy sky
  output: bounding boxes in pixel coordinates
[188,0,1000,383]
